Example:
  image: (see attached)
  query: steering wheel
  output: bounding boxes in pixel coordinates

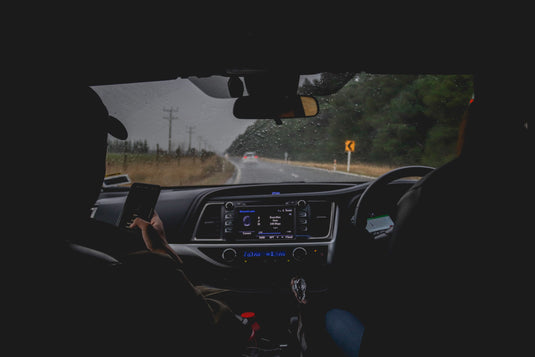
[352,165,435,236]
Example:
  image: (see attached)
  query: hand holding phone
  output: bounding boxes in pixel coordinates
[118,183,161,230]
[128,210,183,265]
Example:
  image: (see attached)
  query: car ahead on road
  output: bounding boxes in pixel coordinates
[242,151,258,164]
[29,12,531,357]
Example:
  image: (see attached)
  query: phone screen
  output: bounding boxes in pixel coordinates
[118,183,161,229]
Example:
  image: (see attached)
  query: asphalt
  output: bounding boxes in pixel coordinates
[226,157,372,184]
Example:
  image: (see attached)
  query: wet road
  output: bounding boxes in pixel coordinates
[227,157,371,184]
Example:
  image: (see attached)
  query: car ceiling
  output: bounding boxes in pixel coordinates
[83,45,476,86]
[69,14,482,87]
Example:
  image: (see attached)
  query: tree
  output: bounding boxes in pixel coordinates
[227,73,473,167]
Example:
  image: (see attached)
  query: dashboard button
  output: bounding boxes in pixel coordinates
[297,225,308,232]
[292,247,307,262]
[221,248,237,263]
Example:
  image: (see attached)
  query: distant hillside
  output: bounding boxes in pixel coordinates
[227,73,473,167]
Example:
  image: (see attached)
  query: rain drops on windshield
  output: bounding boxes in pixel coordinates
[96,73,472,187]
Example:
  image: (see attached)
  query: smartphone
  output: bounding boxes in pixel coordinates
[117,183,161,229]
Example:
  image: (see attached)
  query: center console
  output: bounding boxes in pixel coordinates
[191,199,336,267]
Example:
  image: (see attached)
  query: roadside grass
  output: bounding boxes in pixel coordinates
[262,158,395,178]
[105,153,235,186]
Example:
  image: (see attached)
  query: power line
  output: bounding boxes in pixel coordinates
[162,107,179,153]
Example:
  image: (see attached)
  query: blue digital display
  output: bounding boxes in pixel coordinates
[235,206,295,239]
[243,250,286,258]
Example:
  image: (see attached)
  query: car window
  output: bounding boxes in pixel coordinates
[93,73,472,187]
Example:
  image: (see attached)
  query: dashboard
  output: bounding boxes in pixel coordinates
[92,181,415,290]
[192,197,336,265]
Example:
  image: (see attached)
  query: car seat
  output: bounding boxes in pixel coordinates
[359,73,531,356]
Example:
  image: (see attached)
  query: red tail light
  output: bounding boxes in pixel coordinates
[254,155,258,159]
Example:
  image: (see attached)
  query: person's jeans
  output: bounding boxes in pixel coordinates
[325,308,365,357]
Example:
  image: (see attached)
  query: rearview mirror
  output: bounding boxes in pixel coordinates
[233,95,319,120]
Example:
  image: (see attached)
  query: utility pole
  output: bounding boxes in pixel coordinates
[186,125,196,151]
[163,107,179,153]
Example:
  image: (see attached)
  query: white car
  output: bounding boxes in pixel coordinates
[242,151,258,164]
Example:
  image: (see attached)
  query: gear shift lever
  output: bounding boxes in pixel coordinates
[291,277,307,304]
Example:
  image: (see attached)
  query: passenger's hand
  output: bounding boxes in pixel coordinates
[130,211,183,265]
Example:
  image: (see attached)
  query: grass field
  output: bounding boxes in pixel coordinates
[106,153,235,186]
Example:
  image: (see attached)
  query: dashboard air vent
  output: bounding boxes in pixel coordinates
[195,203,222,239]
[308,201,332,237]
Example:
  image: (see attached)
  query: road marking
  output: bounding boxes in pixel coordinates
[291,173,299,178]
[225,157,242,184]
[282,161,375,180]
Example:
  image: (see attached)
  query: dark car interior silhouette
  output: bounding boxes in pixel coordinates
[25,10,532,357]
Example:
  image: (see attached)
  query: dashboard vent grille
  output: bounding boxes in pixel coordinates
[308,201,332,237]
[195,204,222,239]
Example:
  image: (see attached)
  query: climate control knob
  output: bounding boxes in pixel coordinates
[292,247,308,262]
[221,248,237,263]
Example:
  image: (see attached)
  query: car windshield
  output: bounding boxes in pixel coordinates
[93,73,472,187]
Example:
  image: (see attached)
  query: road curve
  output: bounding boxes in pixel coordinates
[226,157,372,184]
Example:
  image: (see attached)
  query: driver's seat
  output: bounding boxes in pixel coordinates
[360,74,532,356]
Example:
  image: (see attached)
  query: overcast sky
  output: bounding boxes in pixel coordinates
[93,78,255,153]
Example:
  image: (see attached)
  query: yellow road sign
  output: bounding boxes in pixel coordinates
[345,140,355,152]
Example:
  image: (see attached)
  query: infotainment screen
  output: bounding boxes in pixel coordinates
[235,206,295,239]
